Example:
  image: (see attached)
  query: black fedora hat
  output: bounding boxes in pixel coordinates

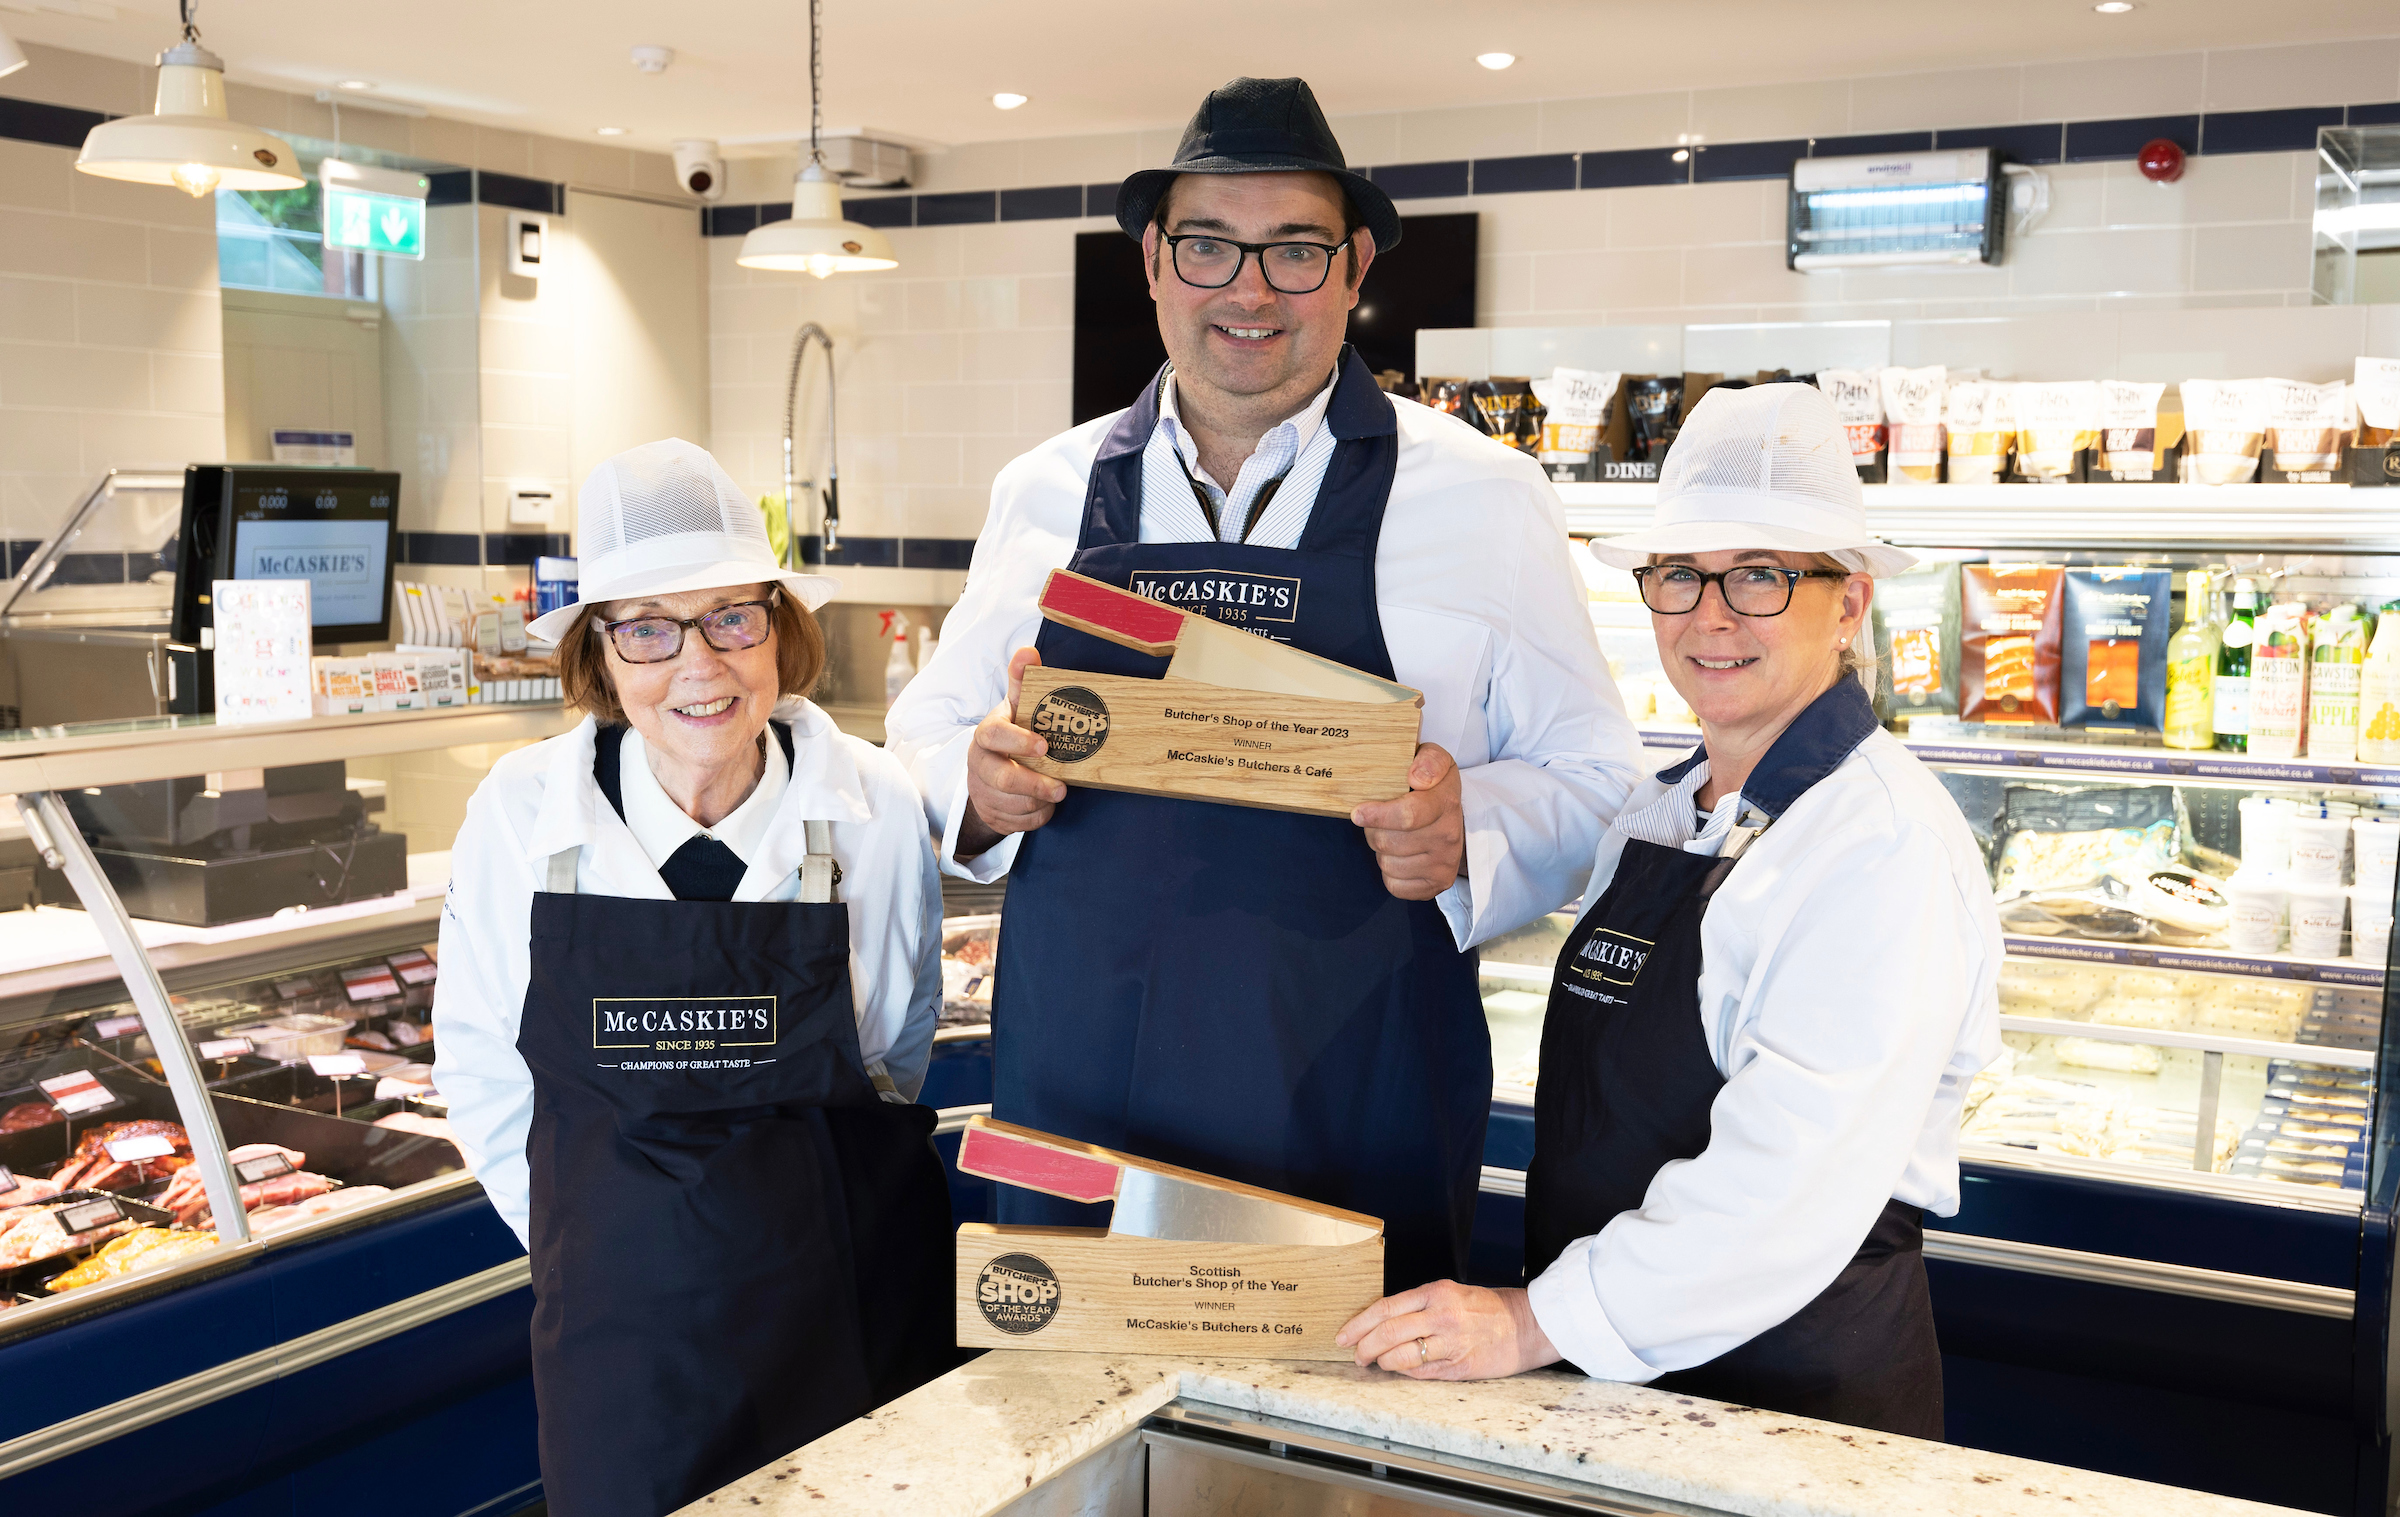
[1116,76,1401,252]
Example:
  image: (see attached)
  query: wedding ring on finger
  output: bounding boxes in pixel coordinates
[1416,1336,1431,1368]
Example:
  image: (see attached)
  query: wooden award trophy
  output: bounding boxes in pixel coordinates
[954,1116,1385,1361]
[1016,569,1423,818]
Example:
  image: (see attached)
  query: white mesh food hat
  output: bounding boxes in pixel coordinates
[1585,383,1916,576]
[525,438,840,643]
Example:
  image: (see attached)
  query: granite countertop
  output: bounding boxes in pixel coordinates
[680,1351,2306,1517]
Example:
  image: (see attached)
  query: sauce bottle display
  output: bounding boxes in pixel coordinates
[2213,576,2260,754]
[2163,568,2218,750]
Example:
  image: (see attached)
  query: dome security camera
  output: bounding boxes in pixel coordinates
[672,139,726,202]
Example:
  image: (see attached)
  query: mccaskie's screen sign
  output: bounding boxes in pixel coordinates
[593,995,777,1054]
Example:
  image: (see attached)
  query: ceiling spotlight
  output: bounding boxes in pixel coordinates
[992,92,1028,110]
[335,79,372,91]
[1671,148,1690,162]
[2093,2,2134,10]
[595,126,628,136]
[631,44,674,73]
[1476,52,1516,70]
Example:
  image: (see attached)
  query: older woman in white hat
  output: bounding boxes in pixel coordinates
[1338,385,2001,1439]
[434,439,952,1517]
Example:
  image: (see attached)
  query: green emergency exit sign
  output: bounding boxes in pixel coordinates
[324,186,425,259]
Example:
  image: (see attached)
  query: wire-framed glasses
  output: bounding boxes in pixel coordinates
[1632,565,1849,617]
[596,597,777,663]
[1161,233,1352,294]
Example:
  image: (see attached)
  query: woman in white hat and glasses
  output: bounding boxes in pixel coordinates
[433,440,954,1516]
[1337,385,2000,1439]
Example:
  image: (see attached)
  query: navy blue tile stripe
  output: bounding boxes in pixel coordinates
[0,96,109,149]
[682,99,2400,235]
[391,532,978,571]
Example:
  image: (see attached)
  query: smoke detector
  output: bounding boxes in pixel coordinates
[631,44,674,74]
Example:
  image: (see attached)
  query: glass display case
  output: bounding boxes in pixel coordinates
[0,699,571,1515]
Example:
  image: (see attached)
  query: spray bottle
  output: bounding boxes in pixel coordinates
[881,610,914,708]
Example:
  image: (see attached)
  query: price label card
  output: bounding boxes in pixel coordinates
[0,1164,16,1197]
[235,1151,294,1183]
[198,1038,255,1060]
[105,1134,176,1163]
[389,950,438,986]
[60,1197,125,1234]
[92,1015,143,1039]
[308,1053,367,1078]
[275,978,316,1000]
[341,969,402,1001]
[38,1071,113,1114]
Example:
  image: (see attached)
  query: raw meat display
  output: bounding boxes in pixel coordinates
[45,1227,218,1291]
[155,1143,322,1227]
[48,1120,192,1192]
[248,1185,390,1234]
[0,1101,60,1134]
[0,1174,66,1216]
[0,1203,134,1268]
[372,1112,457,1144]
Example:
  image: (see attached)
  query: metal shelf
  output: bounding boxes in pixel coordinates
[0,701,575,795]
[1560,480,2400,553]
[1997,1012,2376,1070]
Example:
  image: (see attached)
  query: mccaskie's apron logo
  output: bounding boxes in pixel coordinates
[1576,929,1653,986]
[1030,686,1109,763]
[593,995,778,1052]
[1129,570,1300,627]
[976,1252,1061,1334]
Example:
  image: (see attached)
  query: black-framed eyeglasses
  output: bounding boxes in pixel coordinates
[1632,565,1850,617]
[1162,232,1354,294]
[595,595,778,664]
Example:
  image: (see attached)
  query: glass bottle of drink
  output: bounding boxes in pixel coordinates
[2213,576,2261,753]
[2247,601,2307,760]
[2362,606,2400,764]
[2163,568,2218,750]
[2309,604,2367,764]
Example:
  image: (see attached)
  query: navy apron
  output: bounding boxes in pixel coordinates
[1524,680,1945,1440]
[516,723,955,1517]
[991,349,1488,1292]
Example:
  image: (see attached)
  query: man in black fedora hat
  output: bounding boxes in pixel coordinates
[888,77,1642,1291]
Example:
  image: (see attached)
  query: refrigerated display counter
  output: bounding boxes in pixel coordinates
[0,700,574,1517]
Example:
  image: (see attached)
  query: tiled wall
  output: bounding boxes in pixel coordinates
[0,40,676,574]
[0,125,223,549]
[703,36,2400,582]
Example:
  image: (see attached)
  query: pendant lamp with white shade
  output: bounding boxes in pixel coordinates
[76,1,303,198]
[738,0,897,277]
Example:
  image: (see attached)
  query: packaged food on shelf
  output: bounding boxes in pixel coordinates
[2221,870,2287,955]
[2163,569,2219,750]
[2260,378,2350,482]
[1944,379,2013,483]
[2287,882,2348,958]
[2357,357,2400,484]
[2010,381,2101,483]
[2363,606,2400,763]
[2181,379,2269,485]
[1962,564,2064,724]
[1873,559,1961,720]
[2061,567,2171,732]
[1625,376,1684,464]
[1816,369,1885,480]
[222,1013,353,1061]
[2097,381,2173,482]
[1879,366,1945,483]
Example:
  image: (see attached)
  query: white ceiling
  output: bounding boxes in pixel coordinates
[7,0,2399,156]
